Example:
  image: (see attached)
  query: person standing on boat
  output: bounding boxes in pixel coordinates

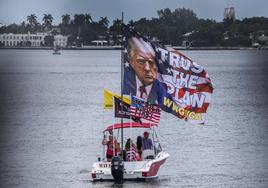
[142,131,153,150]
[102,134,118,161]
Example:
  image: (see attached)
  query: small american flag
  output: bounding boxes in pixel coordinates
[130,96,161,124]
[126,147,138,161]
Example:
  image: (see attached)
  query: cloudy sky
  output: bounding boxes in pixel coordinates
[0,0,267,25]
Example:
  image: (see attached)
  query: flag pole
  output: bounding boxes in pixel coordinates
[120,11,124,159]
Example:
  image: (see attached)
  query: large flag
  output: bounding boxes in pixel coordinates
[103,89,130,109]
[130,96,161,124]
[122,25,213,124]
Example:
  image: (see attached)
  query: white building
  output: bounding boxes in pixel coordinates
[53,35,68,47]
[0,32,47,47]
[91,40,108,46]
[0,32,68,47]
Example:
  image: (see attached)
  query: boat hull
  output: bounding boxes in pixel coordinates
[91,151,169,181]
[52,52,61,55]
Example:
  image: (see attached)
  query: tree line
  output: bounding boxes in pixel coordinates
[0,8,268,47]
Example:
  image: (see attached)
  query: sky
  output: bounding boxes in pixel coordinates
[0,0,267,25]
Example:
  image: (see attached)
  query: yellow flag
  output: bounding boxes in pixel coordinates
[104,89,130,109]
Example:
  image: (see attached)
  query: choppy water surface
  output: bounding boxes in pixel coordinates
[0,49,268,188]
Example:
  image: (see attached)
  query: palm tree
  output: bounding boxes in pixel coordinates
[85,14,92,25]
[43,14,53,31]
[27,14,38,32]
[98,16,109,36]
[61,14,70,35]
[109,19,122,45]
[99,17,109,28]
[110,19,122,35]
[61,14,70,25]
[74,14,86,37]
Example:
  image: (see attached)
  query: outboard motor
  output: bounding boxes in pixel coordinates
[111,156,124,184]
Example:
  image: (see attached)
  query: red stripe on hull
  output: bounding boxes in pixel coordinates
[143,158,167,177]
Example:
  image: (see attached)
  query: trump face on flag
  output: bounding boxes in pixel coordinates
[123,36,166,104]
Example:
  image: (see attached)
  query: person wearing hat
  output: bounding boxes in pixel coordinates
[142,131,153,150]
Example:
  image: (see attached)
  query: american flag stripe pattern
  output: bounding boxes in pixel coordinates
[130,96,161,124]
[126,147,137,161]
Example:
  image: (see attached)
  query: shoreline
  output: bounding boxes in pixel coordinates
[0,46,267,50]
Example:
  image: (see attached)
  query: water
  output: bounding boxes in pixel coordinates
[0,49,268,188]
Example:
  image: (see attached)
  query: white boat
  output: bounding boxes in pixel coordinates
[91,122,169,181]
[52,46,61,55]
